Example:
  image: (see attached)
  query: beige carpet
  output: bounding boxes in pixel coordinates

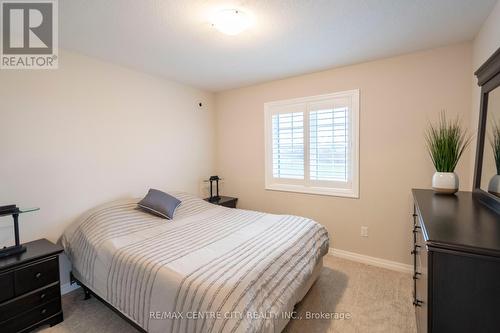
[37,256,416,333]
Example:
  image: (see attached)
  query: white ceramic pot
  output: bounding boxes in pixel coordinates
[488,174,500,197]
[432,172,459,194]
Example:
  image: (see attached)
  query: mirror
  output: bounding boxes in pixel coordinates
[480,87,500,197]
[474,46,500,213]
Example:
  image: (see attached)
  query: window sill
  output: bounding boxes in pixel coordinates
[265,184,359,198]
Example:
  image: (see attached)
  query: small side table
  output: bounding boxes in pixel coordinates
[0,238,64,332]
[204,196,238,208]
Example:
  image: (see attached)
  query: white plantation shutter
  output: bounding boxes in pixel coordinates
[265,90,359,198]
[272,112,304,179]
[309,100,350,183]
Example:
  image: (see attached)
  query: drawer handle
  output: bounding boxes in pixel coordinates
[40,308,47,315]
[40,293,46,300]
[413,272,421,280]
[413,299,423,307]
[413,226,421,233]
[35,272,42,279]
[411,245,421,255]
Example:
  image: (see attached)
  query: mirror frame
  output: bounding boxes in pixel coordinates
[473,46,500,214]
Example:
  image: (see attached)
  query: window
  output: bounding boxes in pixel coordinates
[264,90,359,198]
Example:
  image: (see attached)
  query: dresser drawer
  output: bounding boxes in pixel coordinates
[14,257,59,295]
[415,246,428,333]
[0,271,14,302]
[412,211,428,333]
[0,283,60,322]
[1,298,61,333]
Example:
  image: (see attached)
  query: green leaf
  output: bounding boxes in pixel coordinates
[425,111,472,172]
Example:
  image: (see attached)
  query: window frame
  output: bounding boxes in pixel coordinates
[264,90,359,198]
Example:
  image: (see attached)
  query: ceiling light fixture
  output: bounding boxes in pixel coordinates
[211,9,251,36]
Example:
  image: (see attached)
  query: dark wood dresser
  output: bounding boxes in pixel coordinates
[412,189,500,333]
[0,239,64,332]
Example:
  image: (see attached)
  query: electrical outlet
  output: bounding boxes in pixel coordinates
[360,226,369,237]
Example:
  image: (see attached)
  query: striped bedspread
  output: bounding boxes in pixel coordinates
[61,192,329,333]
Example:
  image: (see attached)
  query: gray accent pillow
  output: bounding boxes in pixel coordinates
[138,189,181,219]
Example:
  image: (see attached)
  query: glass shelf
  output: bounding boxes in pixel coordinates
[0,206,39,217]
[18,207,40,214]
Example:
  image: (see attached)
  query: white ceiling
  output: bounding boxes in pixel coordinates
[60,0,497,92]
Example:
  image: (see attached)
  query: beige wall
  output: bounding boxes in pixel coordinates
[0,50,215,283]
[470,0,500,185]
[214,43,473,265]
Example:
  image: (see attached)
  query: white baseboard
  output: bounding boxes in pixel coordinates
[328,248,412,274]
[61,282,81,295]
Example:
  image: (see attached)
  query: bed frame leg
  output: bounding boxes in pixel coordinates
[70,271,92,300]
[83,286,92,300]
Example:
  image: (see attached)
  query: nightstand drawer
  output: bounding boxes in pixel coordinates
[1,298,61,333]
[0,271,14,302]
[219,198,237,208]
[14,257,58,295]
[0,283,60,322]
[204,196,238,208]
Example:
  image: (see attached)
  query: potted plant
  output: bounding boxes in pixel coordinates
[425,112,472,194]
[488,119,500,197]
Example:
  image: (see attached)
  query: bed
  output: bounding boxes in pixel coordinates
[61,192,329,333]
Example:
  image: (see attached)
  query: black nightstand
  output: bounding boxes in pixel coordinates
[204,196,238,208]
[0,238,64,332]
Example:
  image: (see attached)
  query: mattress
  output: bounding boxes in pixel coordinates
[61,192,330,333]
